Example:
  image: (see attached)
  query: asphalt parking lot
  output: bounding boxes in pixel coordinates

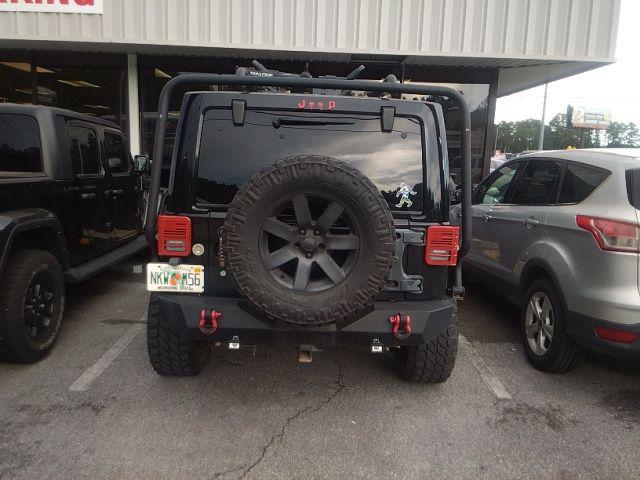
[1,256,639,480]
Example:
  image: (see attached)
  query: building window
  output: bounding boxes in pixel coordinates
[0,61,35,105]
[0,54,127,131]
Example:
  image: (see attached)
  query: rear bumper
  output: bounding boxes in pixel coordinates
[152,293,455,349]
[566,311,640,359]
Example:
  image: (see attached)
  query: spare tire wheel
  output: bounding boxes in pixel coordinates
[223,155,395,325]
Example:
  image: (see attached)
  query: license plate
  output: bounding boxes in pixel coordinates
[146,263,205,293]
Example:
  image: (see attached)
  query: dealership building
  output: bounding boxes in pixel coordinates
[0,0,621,181]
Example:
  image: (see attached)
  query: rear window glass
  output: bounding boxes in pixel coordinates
[559,163,610,204]
[627,169,640,209]
[0,113,42,173]
[196,109,424,211]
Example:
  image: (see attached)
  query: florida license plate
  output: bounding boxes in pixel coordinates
[146,263,205,293]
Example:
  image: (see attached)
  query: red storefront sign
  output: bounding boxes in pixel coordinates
[0,0,103,14]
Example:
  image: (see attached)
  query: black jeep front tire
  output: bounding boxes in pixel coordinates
[146,296,211,376]
[0,249,65,363]
[398,324,458,383]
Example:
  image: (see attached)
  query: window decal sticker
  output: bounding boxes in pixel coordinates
[395,182,417,208]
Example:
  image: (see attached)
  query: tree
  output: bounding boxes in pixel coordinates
[495,118,541,153]
[605,121,640,147]
[496,113,603,153]
[544,113,596,150]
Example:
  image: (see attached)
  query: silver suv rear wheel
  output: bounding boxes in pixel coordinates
[524,292,555,356]
[521,278,584,373]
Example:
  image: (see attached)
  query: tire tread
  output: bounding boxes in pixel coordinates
[146,296,208,376]
[401,324,458,383]
[0,249,64,363]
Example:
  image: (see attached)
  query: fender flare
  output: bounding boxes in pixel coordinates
[0,208,70,274]
[519,259,568,311]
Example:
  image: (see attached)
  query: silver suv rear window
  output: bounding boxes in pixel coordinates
[559,163,609,204]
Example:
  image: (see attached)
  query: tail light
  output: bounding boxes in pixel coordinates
[576,215,640,253]
[425,226,460,266]
[157,215,191,257]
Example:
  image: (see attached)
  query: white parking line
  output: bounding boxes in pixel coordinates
[69,322,144,392]
[459,334,512,400]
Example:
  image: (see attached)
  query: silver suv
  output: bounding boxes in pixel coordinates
[453,149,640,372]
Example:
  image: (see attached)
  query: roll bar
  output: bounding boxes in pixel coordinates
[145,74,472,295]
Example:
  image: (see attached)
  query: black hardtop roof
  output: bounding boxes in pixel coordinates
[0,103,121,130]
[184,90,443,120]
[188,89,431,104]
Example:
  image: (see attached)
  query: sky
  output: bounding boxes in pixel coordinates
[495,0,639,126]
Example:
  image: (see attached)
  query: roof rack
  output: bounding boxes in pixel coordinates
[234,59,401,97]
[145,71,472,296]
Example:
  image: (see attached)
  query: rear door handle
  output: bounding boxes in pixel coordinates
[106,189,124,197]
[524,218,540,227]
[79,192,97,200]
[482,214,492,223]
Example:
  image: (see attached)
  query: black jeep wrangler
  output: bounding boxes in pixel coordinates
[0,104,147,363]
[144,64,471,383]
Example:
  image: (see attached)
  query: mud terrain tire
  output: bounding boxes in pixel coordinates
[224,155,395,325]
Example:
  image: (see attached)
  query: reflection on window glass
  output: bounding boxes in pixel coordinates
[68,125,101,175]
[559,163,609,204]
[197,110,424,211]
[104,131,130,173]
[511,161,561,205]
[0,113,42,173]
[479,163,520,204]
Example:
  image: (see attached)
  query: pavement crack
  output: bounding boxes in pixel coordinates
[211,358,345,480]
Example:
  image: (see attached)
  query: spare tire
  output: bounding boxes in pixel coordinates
[224,155,395,325]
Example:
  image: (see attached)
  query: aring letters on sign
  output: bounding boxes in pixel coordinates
[0,0,103,14]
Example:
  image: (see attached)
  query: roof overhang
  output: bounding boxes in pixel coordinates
[0,37,615,96]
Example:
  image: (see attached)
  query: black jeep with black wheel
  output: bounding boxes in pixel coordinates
[144,64,472,383]
[0,104,148,363]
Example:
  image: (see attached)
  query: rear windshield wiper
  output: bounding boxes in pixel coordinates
[272,118,355,128]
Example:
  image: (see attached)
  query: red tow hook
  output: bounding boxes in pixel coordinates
[199,309,221,335]
[389,314,412,340]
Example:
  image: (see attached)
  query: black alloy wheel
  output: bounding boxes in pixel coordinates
[0,249,65,363]
[259,193,360,293]
[23,271,58,340]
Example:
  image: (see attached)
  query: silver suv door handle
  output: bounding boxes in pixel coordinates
[482,214,492,223]
[524,218,540,227]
